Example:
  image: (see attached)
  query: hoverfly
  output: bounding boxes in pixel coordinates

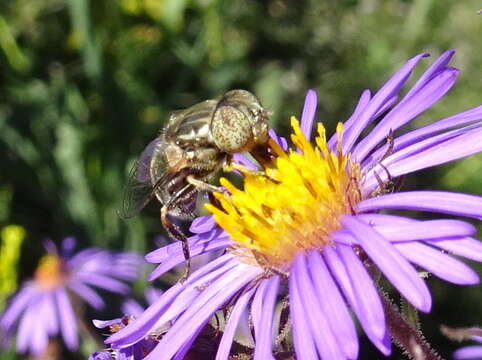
[120,90,271,279]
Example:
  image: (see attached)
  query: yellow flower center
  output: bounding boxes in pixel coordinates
[206,117,362,269]
[34,254,65,289]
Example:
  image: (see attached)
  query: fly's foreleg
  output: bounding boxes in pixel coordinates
[225,161,280,184]
[186,175,223,193]
[249,143,274,169]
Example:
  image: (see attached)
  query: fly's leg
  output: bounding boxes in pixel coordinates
[225,162,280,184]
[371,130,396,196]
[379,129,395,162]
[186,175,225,208]
[186,175,223,193]
[225,162,263,175]
[160,184,197,283]
[160,206,191,283]
[366,129,395,174]
[249,143,274,168]
[208,191,222,209]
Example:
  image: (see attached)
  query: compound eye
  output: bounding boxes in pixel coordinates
[211,106,254,154]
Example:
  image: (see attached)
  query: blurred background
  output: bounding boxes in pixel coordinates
[0,0,481,359]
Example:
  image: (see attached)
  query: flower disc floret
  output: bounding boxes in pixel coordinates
[207,117,362,268]
[34,254,65,290]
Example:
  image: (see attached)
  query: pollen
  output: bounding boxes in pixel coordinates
[34,254,65,290]
[206,117,362,269]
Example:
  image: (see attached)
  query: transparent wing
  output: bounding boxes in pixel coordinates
[119,138,167,219]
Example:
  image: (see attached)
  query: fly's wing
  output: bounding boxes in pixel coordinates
[119,137,168,219]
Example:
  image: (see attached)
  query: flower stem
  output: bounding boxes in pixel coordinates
[380,291,444,360]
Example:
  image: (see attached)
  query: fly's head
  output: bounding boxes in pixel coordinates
[210,90,269,154]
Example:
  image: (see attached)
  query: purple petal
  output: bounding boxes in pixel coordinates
[358,214,482,262]
[353,67,459,162]
[147,261,240,329]
[454,345,482,359]
[0,284,36,331]
[119,347,134,360]
[172,325,204,360]
[269,129,289,150]
[331,230,356,245]
[292,253,346,359]
[67,248,104,269]
[357,213,413,226]
[75,273,130,294]
[107,254,237,347]
[122,299,144,318]
[363,50,456,162]
[42,239,58,255]
[41,292,58,335]
[232,153,258,169]
[342,216,431,312]
[394,242,479,285]
[253,276,280,360]
[373,219,476,242]
[342,53,429,153]
[146,232,229,263]
[145,264,261,360]
[364,125,482,190]
[388,127,482,178]
[363,105,482,170]
[216,286,258,360]
[307,250,359,359]
[108,284,184,348]
[432,237,482,262]
[93,318,124,329]
[289,266,318,360]
[189,216,217,234]
[405,49,456,98]
[16,292,41,353]
[30,296,49,355]
[300,89,318,140]
[251,279,267,338]
[145,287,163,305]
[55,288,78,350]
[90,350,117,360]
[358,191,482,220]
[112,253,143,280]
[146,237,231,281]
[362,123,477,181]
[373,95,398,119]
[69,282,105,309]
[146,236,200,263]
[328,89,371,149]
[61,237,77,257]
[323,245,391,355]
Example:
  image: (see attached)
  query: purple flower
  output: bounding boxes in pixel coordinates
[0,237,141,356]
[107,50,482,360]
[90,289,163,360]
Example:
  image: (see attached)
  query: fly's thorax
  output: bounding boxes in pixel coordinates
[164,100,218,147]
[210,90,269,154]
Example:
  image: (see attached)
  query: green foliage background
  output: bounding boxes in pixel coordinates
[0,0,481,359]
